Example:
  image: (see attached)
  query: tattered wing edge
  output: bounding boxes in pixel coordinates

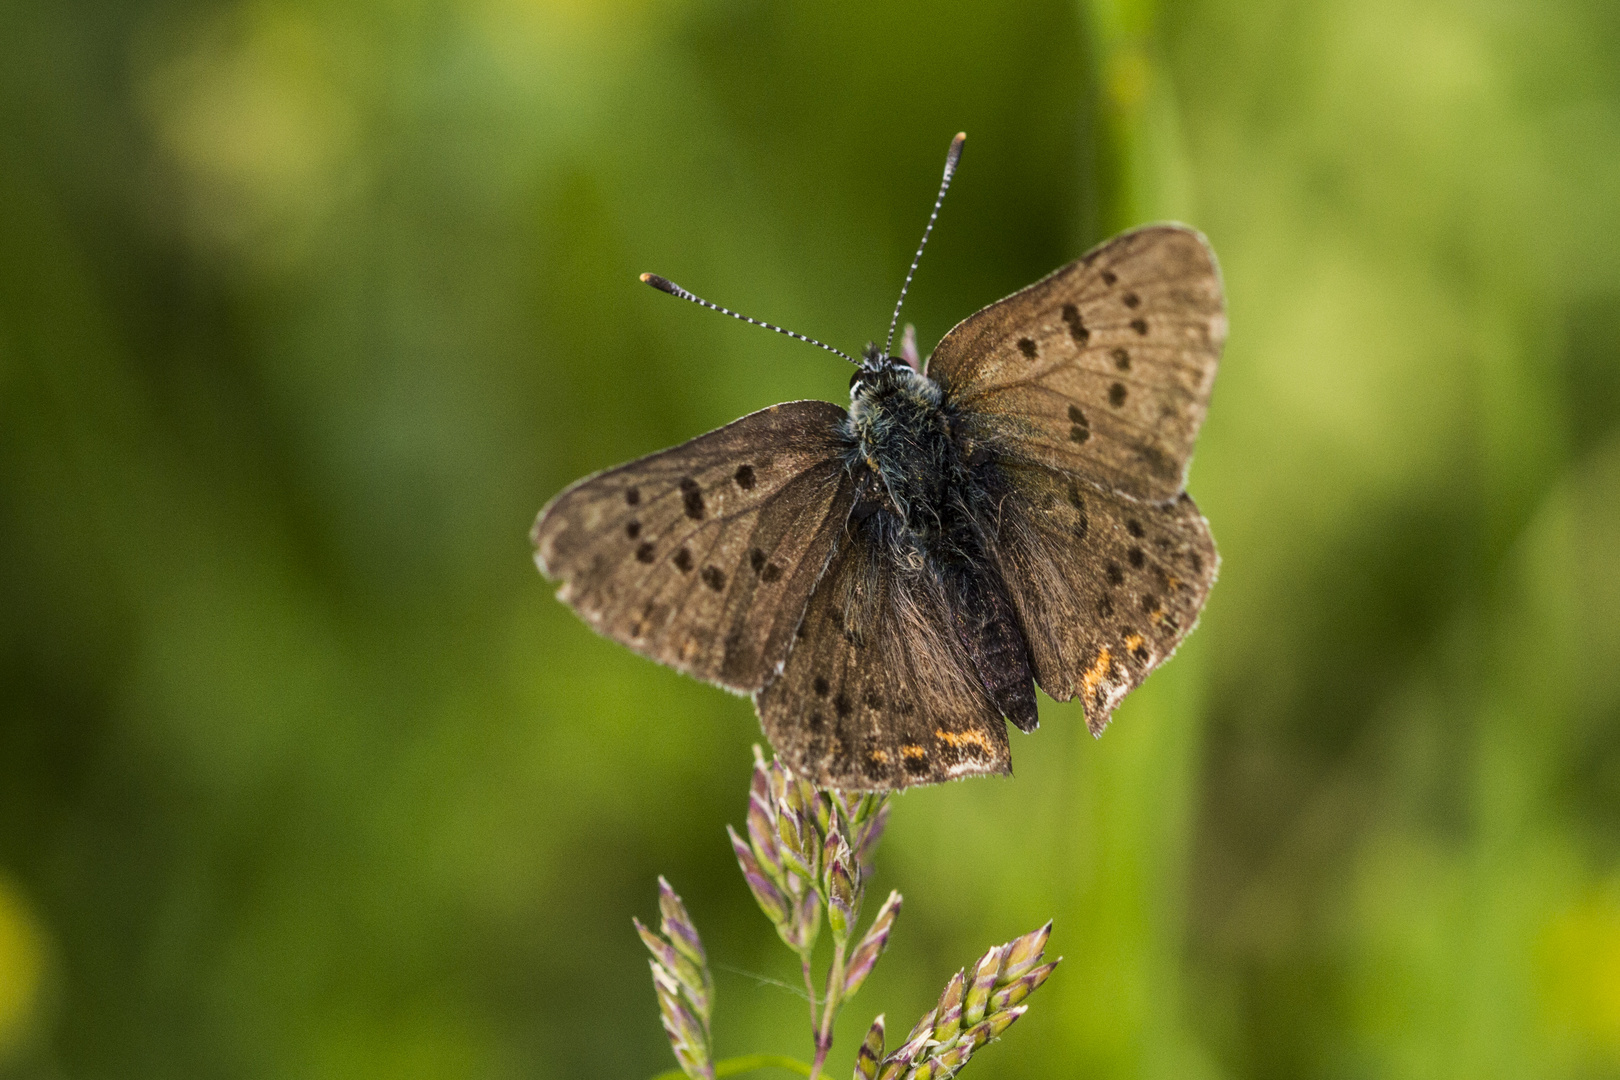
[1070,493,1221,737]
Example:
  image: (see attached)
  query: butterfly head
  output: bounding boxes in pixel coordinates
[848,345,942,428]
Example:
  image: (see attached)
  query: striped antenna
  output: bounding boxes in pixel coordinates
[884,132,966,358]
[640,274,858,366]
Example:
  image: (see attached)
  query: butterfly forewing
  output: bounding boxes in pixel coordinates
[929,225,1224,502]
[987,463,1217,733]
[533,401,855,692]
[755,519,1011,791]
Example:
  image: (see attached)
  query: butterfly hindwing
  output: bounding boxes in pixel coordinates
[929,225,1224,503]
[755,518,1011,791]
[986,461,1218,733]
[533,401,856,693]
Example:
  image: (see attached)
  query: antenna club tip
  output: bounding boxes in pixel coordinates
[953,131,967,144]
[638,272,652,282]
[640,272,680,295]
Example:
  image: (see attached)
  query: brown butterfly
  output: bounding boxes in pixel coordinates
[533,134,1223,791]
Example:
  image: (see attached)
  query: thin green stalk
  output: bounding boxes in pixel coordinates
[801,952,817,1030]
[807,939,847,1080]
[1078,0,1188,233]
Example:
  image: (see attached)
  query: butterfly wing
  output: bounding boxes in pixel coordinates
[755,518,1012,791]
[987,462,1217,733]
[533,401,856,693]
[929,224,1224,502]
[928,225,1224,733]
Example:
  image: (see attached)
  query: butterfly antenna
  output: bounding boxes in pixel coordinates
[884,131,966,358]
[640,273,859,366]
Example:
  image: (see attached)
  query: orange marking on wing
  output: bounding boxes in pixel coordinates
[1081,647,1113,699]
[935,728,992,754]
[900,744,927,761]
[1124,632,1144,652]
[868,749,890,765]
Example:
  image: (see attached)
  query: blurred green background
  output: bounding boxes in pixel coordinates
[4,0,1620,1076]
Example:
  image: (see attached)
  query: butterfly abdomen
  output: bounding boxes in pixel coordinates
[943,564,1040,733]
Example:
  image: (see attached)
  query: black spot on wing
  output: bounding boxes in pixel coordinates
[1130,318,1148,336]
[1112,347,1130,371]
[734,464,756,490]
[635,542,656,564]
[679,477,705,520]
[1061,303,1090,345]
[1067,404,1090,444]
[1136,443,1179,481]
[674,547,693,573]
[1101,269,1118,285]
[1109,382,1128,407]
[624,487,641,506]
[1018,337,1039,358]
[701,565,726,591]
[625,520,641,539]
